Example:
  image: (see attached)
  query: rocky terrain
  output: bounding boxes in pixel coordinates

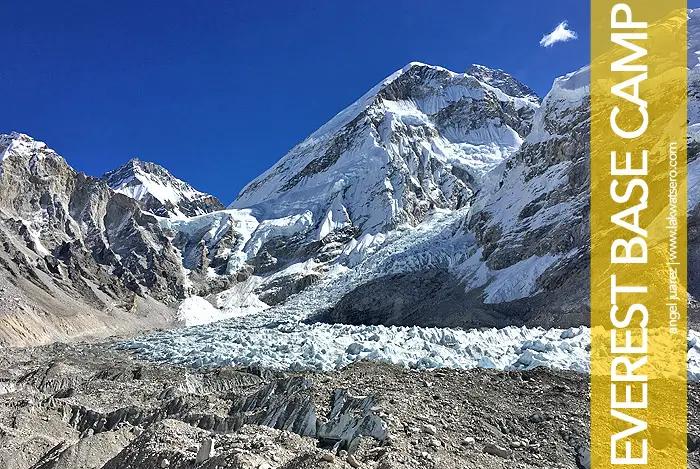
[0,133,188,346]
[0,341,607,469]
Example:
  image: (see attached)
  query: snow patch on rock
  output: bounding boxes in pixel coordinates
[178,297,222,327]
[483,254,561,303]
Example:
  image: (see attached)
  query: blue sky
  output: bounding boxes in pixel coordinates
[0,1,640,203]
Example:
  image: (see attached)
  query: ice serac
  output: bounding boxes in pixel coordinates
[231,62,539,235]
[102,158,224,218]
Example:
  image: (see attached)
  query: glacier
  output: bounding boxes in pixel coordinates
[121,201,700,379]
[122,320,591,373]
[121,318,700,381]
[113,22,700,380]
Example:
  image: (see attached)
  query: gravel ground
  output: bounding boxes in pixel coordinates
[0,341,697,469]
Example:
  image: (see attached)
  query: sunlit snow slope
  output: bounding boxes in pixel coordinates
[231,62,539,233]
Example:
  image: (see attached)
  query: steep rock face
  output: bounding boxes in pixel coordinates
[464,66,592,324]
[456,14,700,322]
[102,158,225,218]
[0,133,187,344]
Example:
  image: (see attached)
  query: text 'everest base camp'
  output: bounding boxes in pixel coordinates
[2,10,700,469]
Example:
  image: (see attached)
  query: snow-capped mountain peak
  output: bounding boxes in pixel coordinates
[102,157,224,218]
[231,62,540,238]
[0,132,61,164]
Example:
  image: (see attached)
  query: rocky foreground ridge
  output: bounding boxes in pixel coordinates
[0,342,606,469]
[2,342,699,469]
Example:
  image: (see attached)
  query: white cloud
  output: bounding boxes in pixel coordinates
[539,21,578,48]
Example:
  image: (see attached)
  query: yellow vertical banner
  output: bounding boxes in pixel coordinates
[591,2,687,468]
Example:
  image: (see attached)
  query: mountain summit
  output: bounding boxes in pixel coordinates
[231,62,539,237]
[102,158,224,218]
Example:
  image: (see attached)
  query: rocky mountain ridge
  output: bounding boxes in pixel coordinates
[0,61,546,345]
[1,40,699,345]
[0,132,183,345]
